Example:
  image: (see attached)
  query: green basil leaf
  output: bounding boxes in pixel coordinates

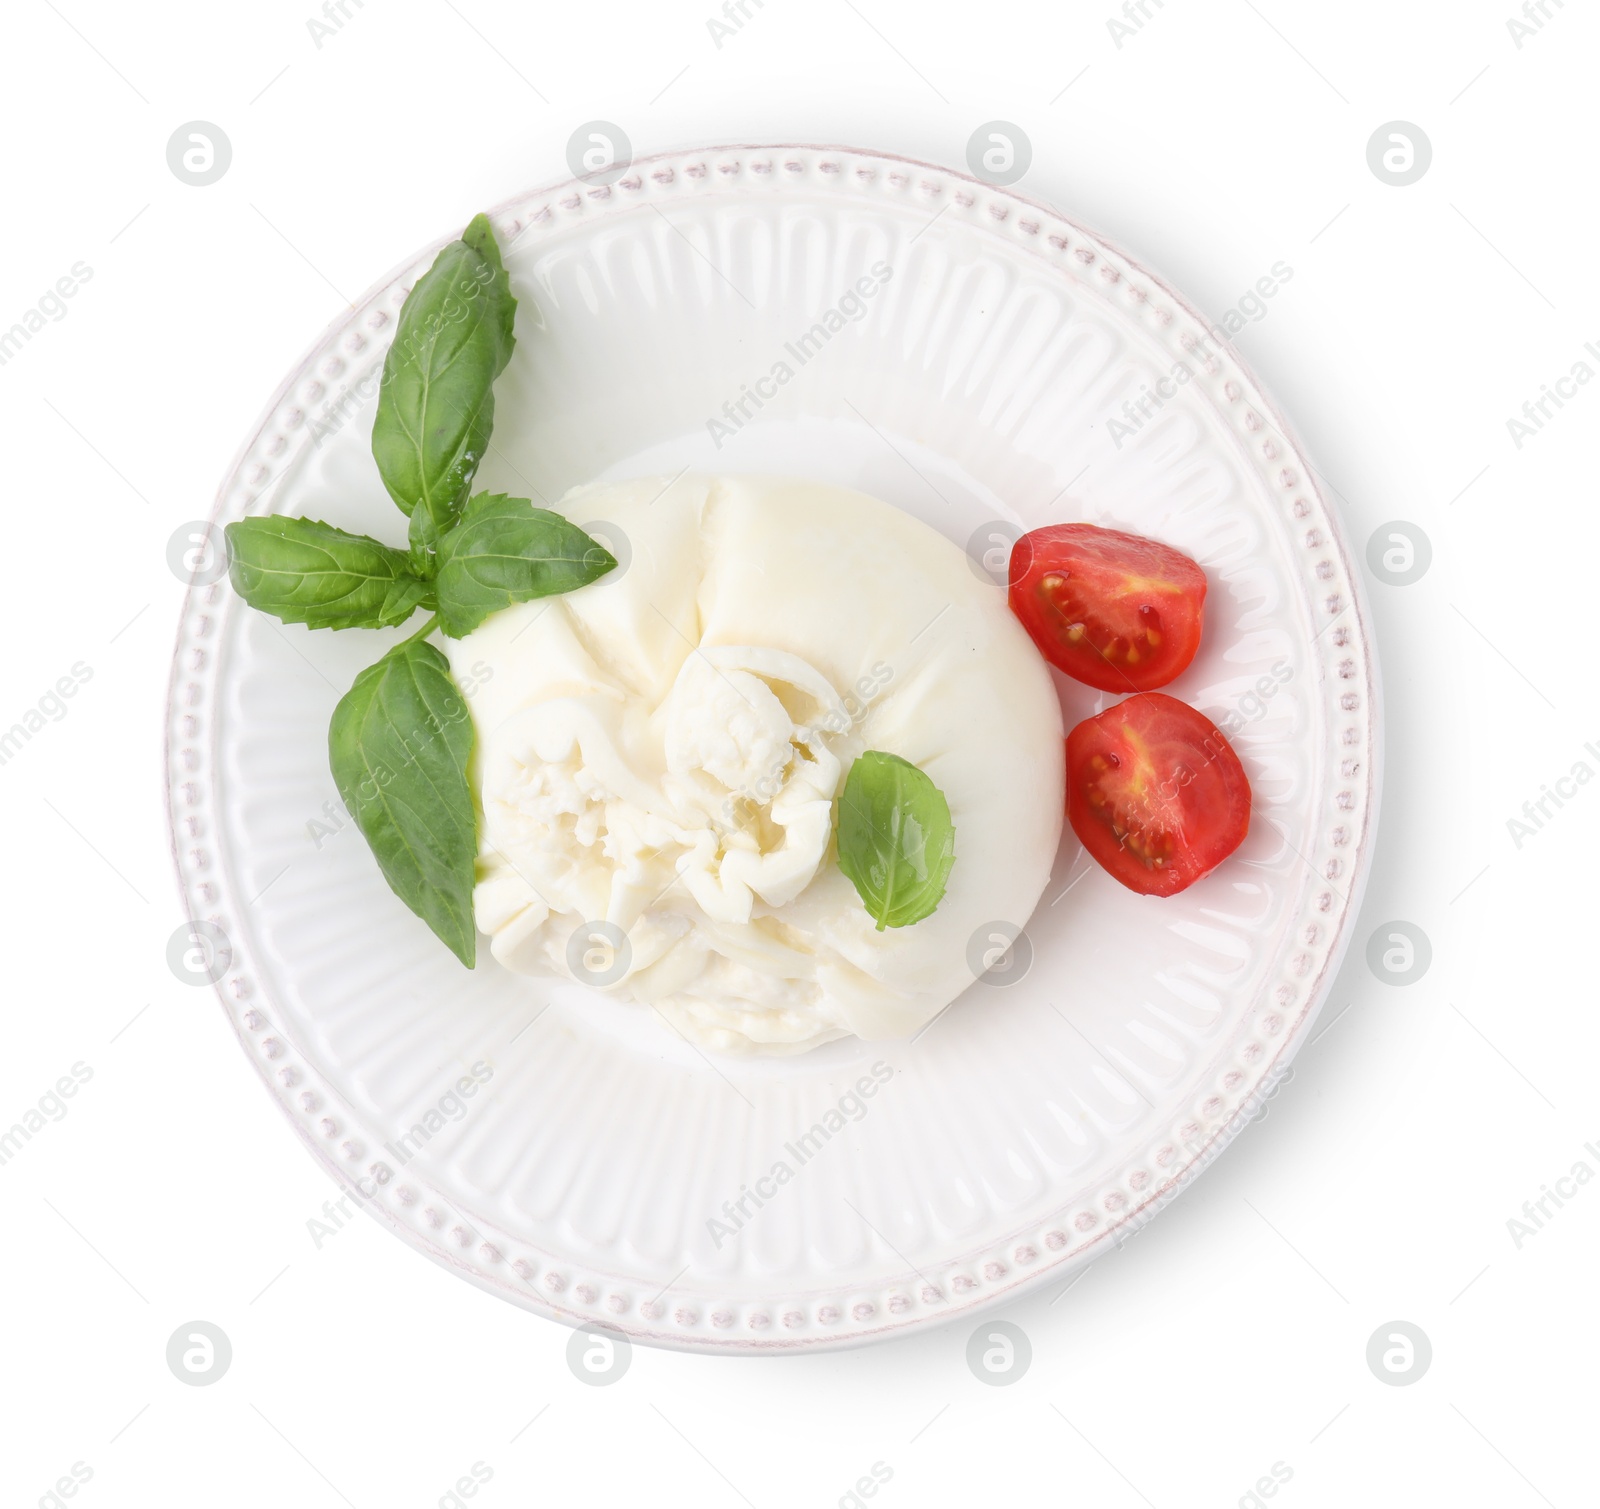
[224,517,433,630]
[370,212,518,549]
[432,492,618,637]
[328,639,478,966]
[835,750,956,930]
[380,574,434,626]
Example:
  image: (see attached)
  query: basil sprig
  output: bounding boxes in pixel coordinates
[220,213,616,966]
[835,751,956,929]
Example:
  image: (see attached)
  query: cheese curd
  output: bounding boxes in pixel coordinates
[448,475,1064,1053]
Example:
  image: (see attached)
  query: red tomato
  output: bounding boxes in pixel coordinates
[1066,693,1250,896]
[1008,523,1207,692]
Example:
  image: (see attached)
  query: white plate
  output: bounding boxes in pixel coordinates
[166,144,1380,1352]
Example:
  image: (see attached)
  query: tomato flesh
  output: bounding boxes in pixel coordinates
[1066,693,1250,896]
[1009,523,1206,692]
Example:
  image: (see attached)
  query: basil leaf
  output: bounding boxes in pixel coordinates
[370,212,518,551]
[328,639,478,966]
[225,517,433,630]
[432,493,618,637]
[835,750,956,930]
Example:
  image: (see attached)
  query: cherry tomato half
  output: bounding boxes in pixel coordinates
[1008,523,1207,692]
[1066,693,1250,896]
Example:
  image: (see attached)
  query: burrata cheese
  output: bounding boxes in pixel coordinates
[447,474,1063,1053]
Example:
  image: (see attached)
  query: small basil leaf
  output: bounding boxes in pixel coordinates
[381,574,435,626]
[835,750,956,930]
[371,212,518,544]
[225,517,432,630]
[407,503,443,575]
[328,640,478,966]
[432,492,618,637]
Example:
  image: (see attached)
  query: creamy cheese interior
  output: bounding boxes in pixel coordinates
[448,474,1064,1053]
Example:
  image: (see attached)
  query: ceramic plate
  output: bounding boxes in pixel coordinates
[165,144,1380,1352]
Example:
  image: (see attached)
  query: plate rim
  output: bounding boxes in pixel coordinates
[164,140,1382,1353]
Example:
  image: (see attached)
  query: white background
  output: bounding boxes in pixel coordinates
[1,0,1595,1505]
